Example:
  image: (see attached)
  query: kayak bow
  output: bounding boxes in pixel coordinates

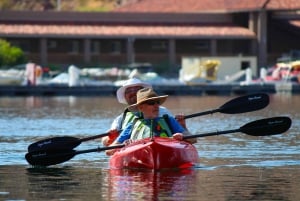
[109,137,199,170]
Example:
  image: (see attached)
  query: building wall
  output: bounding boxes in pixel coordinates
[6,37,255,70]
[1,10,300,75]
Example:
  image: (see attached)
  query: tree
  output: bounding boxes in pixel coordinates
[0,39,26,68]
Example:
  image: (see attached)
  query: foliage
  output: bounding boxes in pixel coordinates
[0,39,26,68]
[0,0,117,12]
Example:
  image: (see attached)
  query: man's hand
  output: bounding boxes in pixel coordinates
[172,133,183,141]
[102,129,119,146]
[175,114,187,128]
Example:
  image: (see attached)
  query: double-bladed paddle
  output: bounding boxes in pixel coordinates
[25,116,292,167]
[27,93,269,153]
[184,93,269,119]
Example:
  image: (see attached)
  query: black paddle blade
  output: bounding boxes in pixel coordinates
[219,93,269,114]
[25,150,76,166]
[25,145,125,167]
[28,136,81,153]
[240,116,292,136]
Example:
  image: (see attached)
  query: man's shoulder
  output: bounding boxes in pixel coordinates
[159,106,173,116]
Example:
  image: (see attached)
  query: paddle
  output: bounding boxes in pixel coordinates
[183,116,292,139]
[25,116,291,167]
[27,93,268,153]
[184,93,269,119]
[27,131,116,153]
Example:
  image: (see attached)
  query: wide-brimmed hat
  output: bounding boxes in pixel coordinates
[116,78,151,104]
[129,87,168,108]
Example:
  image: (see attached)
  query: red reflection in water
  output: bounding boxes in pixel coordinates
[106,168,197,201]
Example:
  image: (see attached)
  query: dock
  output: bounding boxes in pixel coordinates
[0,83,299,96]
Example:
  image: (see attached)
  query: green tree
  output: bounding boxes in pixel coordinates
[0,39,26,68]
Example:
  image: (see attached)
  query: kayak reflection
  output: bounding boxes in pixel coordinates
[106,168,198,201]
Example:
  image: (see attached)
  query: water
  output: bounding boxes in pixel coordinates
[0,94,299,201]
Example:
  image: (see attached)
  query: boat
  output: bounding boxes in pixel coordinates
[179,59,220,85]
[109,137,199,170]
[0,69,25,85]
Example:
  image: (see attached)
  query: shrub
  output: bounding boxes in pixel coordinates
[0,39,26,68]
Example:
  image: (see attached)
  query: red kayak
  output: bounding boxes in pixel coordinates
[109,137,199,170]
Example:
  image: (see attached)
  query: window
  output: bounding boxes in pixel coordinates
[11,40,30,53]
[48,40,57,49]
[195,40,209,50]
[241,61,250,70]
[151,41,167,50]
[111,41,121,54]
[91,41,100,54]
[69,40,80,54]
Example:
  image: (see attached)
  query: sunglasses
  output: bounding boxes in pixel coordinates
[143,100,160,105]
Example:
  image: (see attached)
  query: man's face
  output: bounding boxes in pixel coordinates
[137,100,160,119]
[124,86,143,105]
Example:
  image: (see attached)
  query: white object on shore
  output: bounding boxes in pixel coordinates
[246,68,252,83]
[260,67,267,81]
[68,65,80,87]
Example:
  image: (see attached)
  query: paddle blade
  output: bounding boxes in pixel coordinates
[240,116,292,136]
[25,150,76,166]
[219,93,269,114]
[28,136,81,153]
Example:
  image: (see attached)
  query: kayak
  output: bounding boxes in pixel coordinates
[110,137,199,170]
[109,137,199,170]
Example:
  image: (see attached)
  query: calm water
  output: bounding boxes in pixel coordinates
[0,93,299,201]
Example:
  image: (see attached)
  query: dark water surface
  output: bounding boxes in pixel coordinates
[0,94,299,201]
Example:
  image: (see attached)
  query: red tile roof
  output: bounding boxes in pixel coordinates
[2,0,298,40]
[266,0,300,10]
[0,23,255,38]
[115,0,300,13]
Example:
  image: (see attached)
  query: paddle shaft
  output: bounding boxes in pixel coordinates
[77,132,110,142]
[184,108,221,119]
[58,144,124,156]
[183,128,240,139]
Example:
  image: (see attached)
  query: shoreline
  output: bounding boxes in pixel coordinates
[0,83,299,96]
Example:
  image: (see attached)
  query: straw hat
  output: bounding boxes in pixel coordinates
[129,87,168,108]
[116,78,151,104]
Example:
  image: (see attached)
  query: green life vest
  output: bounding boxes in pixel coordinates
[119,109,142,130]
[130,116,173,140]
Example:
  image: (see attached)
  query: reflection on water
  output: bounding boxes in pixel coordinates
[0,94,299,200]
[25,167,105,200]
[105,169,197,201]
[0,165,299,201]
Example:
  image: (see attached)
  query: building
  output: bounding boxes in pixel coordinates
[0,0,300,76]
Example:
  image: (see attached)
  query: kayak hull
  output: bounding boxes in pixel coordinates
[109,137,199,170]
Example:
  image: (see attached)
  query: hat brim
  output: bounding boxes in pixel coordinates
[129,95,168,109]
[116,82,151,104]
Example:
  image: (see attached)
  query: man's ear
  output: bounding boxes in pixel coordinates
[137,104,144,110]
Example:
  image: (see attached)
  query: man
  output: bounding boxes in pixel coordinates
[106,87,196,156]
[102,78,174,146]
